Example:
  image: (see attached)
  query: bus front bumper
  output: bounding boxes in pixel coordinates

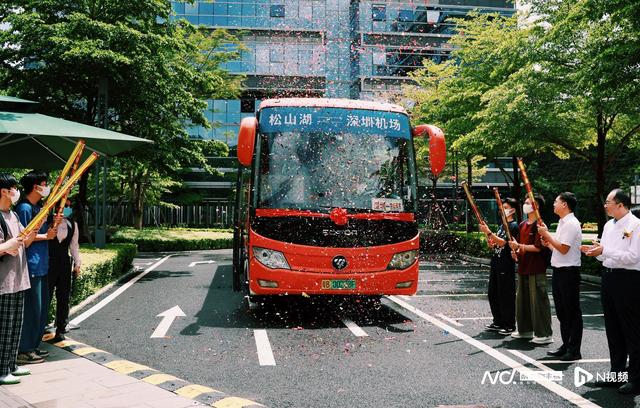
[248,259,418,296]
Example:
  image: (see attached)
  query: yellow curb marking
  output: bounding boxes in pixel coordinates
[212,397,264,408]
[142,373,180,385]
[54,340,83,347]
[175,384,217,398]
[72,347,105,356]
[104,360,152,374]
[52,339,264,407]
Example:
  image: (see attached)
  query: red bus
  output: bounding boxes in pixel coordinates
[232,98,445,306]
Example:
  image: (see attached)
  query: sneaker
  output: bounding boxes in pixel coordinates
[531,336,554,345]
[0,373,21,385]
[16,351,44,364]
[498,328,515,336]
[511,331,534,339]
[35,348,50,358]
[11,366,30,376]
[485,323,502,332]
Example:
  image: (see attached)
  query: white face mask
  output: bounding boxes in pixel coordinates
[504,208,515,218]
[523,203,534,215]
[10,188,19,205]
[35,185,51,198]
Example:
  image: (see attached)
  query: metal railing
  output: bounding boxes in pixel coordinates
[86,203,234,228]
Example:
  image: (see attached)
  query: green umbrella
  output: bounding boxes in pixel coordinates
[0,96,152,168]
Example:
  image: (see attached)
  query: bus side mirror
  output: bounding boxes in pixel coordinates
[237,117,258,167]
[412,124,446,178]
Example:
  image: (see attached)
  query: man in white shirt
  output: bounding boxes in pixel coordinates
[539,192,583,361]
[583,189,640,395]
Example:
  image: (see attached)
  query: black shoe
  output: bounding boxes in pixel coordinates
[498,328,515,336]
[34,348,49,358]
[559,351,582,361]
[618,382,640,395]
[485,323,501,332]
[52,333,66,342]
[547,347,567,357]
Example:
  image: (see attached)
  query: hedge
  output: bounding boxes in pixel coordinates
[420,229,602,276]
[110,227,233,252]
[48,243,137,321]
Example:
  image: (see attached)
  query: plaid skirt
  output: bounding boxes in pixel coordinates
[0,291,24,376]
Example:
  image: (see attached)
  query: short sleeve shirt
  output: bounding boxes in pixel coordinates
[550,213,582,267]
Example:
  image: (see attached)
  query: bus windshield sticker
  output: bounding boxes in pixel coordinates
[259,107,410,139]
[372,198,404,212]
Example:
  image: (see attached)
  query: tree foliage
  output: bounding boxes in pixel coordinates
[408,3,640,231]
[0,0,242,231]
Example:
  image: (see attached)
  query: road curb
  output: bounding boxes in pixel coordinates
[49,338,266,408]
[459,255,601,285]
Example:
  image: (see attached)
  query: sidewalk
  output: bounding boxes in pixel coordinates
[0,342,203,408]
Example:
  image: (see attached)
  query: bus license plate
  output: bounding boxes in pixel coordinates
[322,279,356,290]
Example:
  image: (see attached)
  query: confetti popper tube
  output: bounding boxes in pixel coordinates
[47,140,86,205]
[55,142,86,218]
[493,187,512,241]
[516,158,543,223]
[20,152,99,238]
[461,181,484,224]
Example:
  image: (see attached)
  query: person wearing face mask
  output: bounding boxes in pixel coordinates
[48,199,81,342]
[538,192,583,361]
[479,197,520,336]
[0,174,37,384]
[508,194,554,345]
[582,189,640,395]
[15,171,58,365]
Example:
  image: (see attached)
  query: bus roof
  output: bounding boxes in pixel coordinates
[258,98,408,115]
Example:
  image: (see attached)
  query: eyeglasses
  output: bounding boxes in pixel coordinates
[604,200,619,206]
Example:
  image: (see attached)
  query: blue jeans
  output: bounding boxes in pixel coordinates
[19,276,49,352]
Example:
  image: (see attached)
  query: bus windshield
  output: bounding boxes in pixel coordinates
[256,107,416,213]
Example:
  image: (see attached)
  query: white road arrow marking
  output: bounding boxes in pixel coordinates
[151,305,186,338]
[188,260,216,267]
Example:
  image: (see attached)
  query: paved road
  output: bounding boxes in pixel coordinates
[67,250,639,408]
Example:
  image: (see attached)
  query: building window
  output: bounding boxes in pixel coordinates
[270,5,285,18]
[398,9,415,22]
[270,48,284,63]
[241,98,255,113]
[373,51,386,66]
[372,5,386,21]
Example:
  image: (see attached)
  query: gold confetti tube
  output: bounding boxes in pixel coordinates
[47,140,86,205]
[461,181,484,224]
[517,158,543,223]
[21,152,99,238]
[55,142,86,218]
[493,187,512,241]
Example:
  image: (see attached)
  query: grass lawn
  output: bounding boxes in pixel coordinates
[112,227,232,241]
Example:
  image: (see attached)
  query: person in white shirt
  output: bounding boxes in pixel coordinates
[48,200,81,343]
[538,192,583,361]
[582,189,640,395]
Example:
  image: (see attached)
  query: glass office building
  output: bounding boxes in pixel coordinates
[172,0,515,143]
[171,1,515,201]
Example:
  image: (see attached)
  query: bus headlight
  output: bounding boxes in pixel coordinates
[387,250,419,270]
[253,247,291,270]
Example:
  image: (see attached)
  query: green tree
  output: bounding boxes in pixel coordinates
[408,5,640,232]
[0,1,242,232]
